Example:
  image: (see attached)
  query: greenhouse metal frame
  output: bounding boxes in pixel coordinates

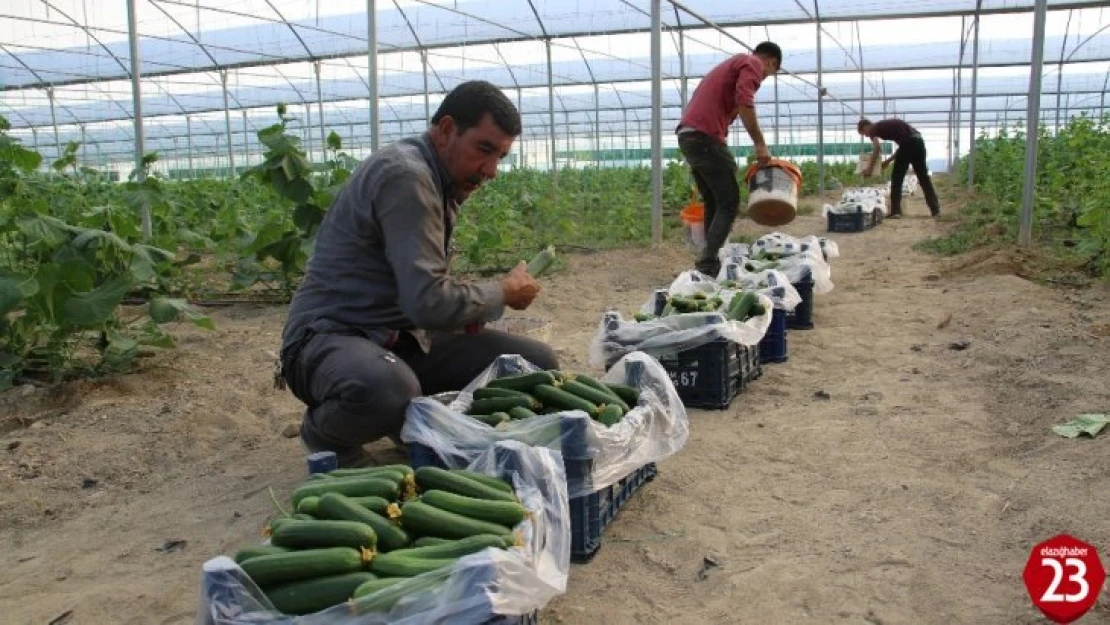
[2,0,1110,246]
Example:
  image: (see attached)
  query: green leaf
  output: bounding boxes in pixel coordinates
[0,276,26,316]
[17,213,74,249]
[147,297,215,330]
[293,203,325,234]
[139,321,176,348]
[100,330,139,371]
[327,130,342,151]
[60,275,132,328]
[1,141,42,172]
[1052,414,1110,439]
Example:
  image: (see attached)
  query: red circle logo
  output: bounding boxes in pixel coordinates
[1023,534,1106,624]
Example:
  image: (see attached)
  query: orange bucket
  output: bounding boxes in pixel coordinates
[680,191,706,253]
[744,158,804,227]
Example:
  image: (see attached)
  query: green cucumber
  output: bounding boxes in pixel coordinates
[233,544,290,565]
[290,476,399,508]
[239,546,367,588]
[349,495,391,516]
[467,396,538,415]
[369,552,459,578]
[296,496,320,516]
[449,469,513,494]
[420,489,526,527]
[413,466,518,502]
[265,572,377,615]
[307,473,334,481]
[327,464,414,478]
[378,534,506,559]
[597,404,624,427]
[604,383,641,407]
[526,245,556,277]
[507,406,538,420]
[413,536,452,548]
[469,412,510,427]
[532,384,599,417]
[292,513,315,521]
[352,577,408,599]
[399,500,514,540]
[472,387,534,401]
[317,493,411,553]
[727,291,757,321]
[485,371,556,392]
[561,379,630,412]
[270,519,377,551]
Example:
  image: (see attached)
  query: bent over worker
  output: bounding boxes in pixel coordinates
[278,80,559,468]
[858,117,941,218]
[676,41,782,277]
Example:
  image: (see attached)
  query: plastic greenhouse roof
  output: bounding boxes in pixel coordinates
[1,0,1108,164]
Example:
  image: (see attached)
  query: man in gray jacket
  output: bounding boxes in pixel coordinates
[279,81,558,467]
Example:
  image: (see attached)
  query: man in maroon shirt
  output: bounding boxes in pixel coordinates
[858,117,941,218]
[676,41,782,276]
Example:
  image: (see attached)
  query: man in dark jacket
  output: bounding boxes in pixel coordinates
[676,41,782,277]
[278,80,558,467]
[858,117,941,218]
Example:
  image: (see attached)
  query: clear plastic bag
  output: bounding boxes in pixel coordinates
[715,265,802,311]
[402,352,687,500]
[195,440,570,625]
[587,270,773,368]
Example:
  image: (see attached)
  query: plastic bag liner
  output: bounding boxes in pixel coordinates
[194,440,570,625]
[402,352,687,500]
[587,271,772,369]
[714,266,802,312]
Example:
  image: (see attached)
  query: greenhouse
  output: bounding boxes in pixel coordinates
[1,2,1109,624]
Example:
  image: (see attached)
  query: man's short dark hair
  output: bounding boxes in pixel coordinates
[754,41,782,66]
[432,80,522,136]
[857,118,872,133]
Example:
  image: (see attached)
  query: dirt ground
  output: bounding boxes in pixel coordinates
[2,188,1109,625]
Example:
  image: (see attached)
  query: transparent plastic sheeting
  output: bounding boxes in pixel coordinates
[402,352,688,499]
[588,270,774,369]
[194,440,570,625]
[719,233,837,294]
[714,266,803,312]
[824,186,890,216]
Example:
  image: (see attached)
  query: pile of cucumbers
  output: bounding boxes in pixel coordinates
[231,464,528,616]
[465,369,641,428]
[632,290,765,324]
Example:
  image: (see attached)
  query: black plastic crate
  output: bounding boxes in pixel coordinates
[657,338,761,410]
[827,209,879,233]
[786,273,815,331]
[760,308,789,363]
[409,425,656,563]
[570,462,657,562]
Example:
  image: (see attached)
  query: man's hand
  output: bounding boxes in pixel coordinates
[754,143,772,165]
[500,261,540,310]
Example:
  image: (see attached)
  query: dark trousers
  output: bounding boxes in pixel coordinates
[678,131,739,276]
[282,328,559,452]
[891,136,940,216]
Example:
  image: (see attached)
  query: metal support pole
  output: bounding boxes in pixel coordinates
[773,75,780,147]
[46,88,61,164]
[1019,0,1048,247]
[315,60,326,152]
[220,69,236,177]
[79,124,86,168]
[594,83,600,168]
[421,50,430,124]
[968,5,981,189]
[126,0,151,239]
[186,115,194,178]
[546,39,557,183]
[955,16,965,165]
[650,0,662,247]
[517,88,525,168]
[367,0,379,151]
[242,109,250,166]
[815,8,825,198]
[304,103,313,158]
[622,108,629,164]
[678,27,688,108]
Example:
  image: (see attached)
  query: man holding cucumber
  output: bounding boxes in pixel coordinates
[676,41,782,277]
[278,80,559,468]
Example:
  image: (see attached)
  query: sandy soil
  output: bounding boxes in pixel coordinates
[1,188,1108,625]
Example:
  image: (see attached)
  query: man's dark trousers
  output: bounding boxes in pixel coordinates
[890,135,941,216]
[678,130,740,277]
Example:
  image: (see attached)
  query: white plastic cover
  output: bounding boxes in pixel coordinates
[587,271,773,368]
[402,352,688,500]
[194,440,570,625]
[715,266,803,312]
